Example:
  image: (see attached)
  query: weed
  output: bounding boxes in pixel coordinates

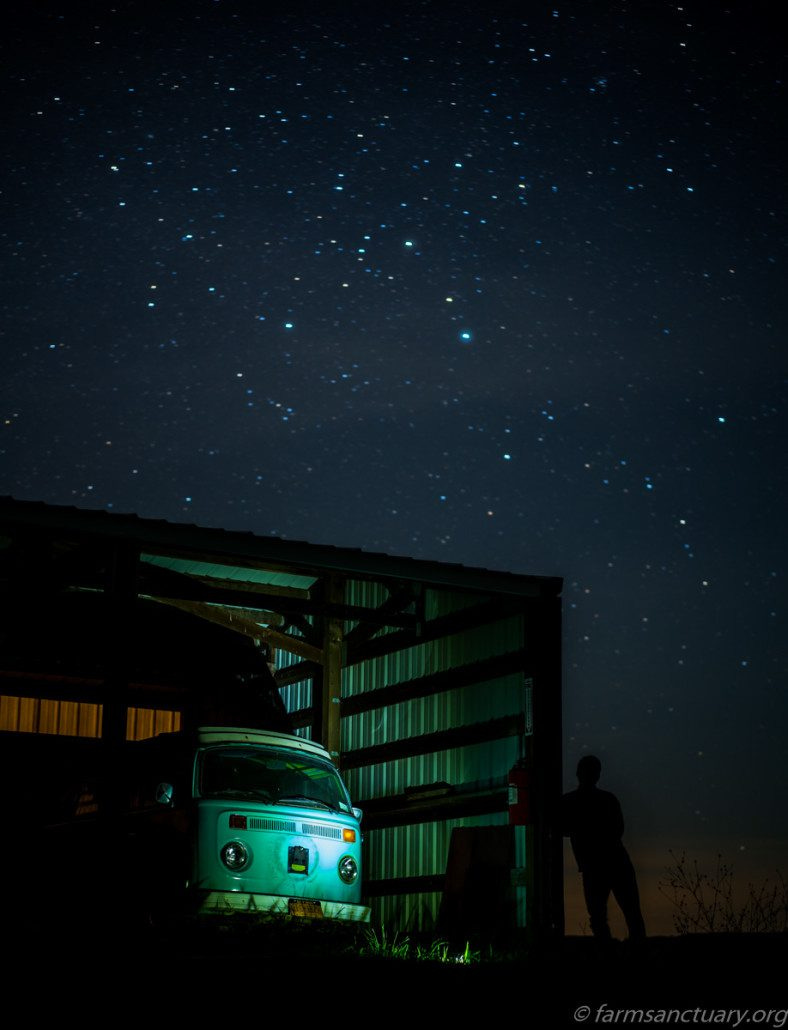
[454,940,481,964]
[414,937,449,962]
[360,925,479,963]
[359,924,411,959]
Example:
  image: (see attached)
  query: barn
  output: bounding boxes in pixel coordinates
[0,496,563,940]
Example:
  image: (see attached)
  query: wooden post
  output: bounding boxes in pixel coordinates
[321,575,344,765]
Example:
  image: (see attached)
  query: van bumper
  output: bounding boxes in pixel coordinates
[198,890,371,922]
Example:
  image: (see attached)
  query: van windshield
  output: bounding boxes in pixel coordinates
[198,745,351,812]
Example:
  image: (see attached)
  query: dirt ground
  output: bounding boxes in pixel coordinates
[7,919,787,1024]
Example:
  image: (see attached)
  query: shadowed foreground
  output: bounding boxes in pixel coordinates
[6,917,788,1021]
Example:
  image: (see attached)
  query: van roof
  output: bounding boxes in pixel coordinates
[196,726,332,760]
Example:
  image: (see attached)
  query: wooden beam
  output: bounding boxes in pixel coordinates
[277,653,528,735]
[363,874,445,898]
[340,649,529,717]
[286,706,312,730]
[357,779,508,830]
[274,661,320,687]
[278,613,320,646]
[256,627,323,664]
[180,573,309,600]
[147,596,323,663]
[341,713,525,770]
[345,596,526,665]
[343,585,418,647]
[321,575,344,764]
[149,595,283,630]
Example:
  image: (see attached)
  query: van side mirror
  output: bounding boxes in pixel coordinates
[352,806,363,823]
[155,782,174,806]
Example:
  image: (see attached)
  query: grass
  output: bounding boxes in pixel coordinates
[138,912,486,967]
[359,925,481,964]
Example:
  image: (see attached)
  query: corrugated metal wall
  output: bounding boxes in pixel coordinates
[275,620,315,740]
[0,695,102,737]
[272,580,529,931]
[0,696,180,740]
[125,706,182,741]
[365,812,517,932]
[335,582,527,931]
[342,619,527,791]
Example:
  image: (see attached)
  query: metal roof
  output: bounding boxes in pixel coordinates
[0,497,562,598]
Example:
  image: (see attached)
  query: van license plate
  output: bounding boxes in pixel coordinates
[288,899,323,919]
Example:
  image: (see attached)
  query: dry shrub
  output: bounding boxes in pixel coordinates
[659,850,788,934]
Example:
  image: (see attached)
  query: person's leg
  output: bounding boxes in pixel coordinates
[611,857,646,940]
[582,870,612,939]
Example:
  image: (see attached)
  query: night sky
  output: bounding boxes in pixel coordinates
[2,1,785,933]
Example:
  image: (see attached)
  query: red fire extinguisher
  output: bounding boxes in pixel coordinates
[508,760,531,825]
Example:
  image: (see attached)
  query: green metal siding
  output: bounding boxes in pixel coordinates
[367,812,515,932]
[340,585,529,932]
[270,582,532,931]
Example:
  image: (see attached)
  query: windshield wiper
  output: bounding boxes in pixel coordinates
[204,788,274,803]
[276,794,337,811]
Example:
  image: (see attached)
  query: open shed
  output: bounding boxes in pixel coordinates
[0,496,563,939]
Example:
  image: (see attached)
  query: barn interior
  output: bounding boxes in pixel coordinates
[0,496,563,941]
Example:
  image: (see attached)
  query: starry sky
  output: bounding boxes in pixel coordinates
[2,1,785,933]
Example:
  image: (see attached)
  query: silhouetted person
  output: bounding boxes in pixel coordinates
[562,755,646,942]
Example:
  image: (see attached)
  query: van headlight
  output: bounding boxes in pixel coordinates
[338,855,358,884]
[221,841,249,871]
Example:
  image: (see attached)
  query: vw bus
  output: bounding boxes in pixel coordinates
[51,725,369,925]
[185,727,369,921]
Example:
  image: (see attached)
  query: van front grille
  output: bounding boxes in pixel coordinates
[248,817,297,833]
[300,823,342,840]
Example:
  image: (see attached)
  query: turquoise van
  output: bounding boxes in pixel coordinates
[51,726,371,925]
[187,727,369,921]
[47,725,370,927]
